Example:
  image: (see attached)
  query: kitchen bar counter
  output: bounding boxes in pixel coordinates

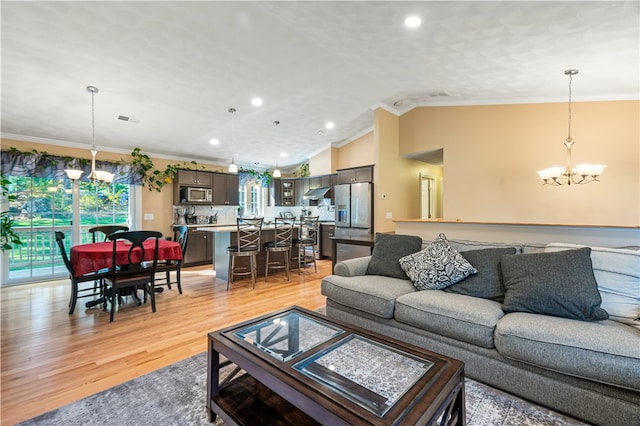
[197,225,301,281]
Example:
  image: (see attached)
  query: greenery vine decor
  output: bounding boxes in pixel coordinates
[294,162,310,178]
[239,168,272,187]
[1,173,23,251]
[130,148,204,192]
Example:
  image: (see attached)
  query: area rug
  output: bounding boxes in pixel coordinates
[19,352,586,426]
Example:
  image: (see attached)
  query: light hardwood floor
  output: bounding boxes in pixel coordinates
[1,261,330,425]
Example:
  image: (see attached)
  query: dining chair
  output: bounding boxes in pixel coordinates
[263,217,294,282]
[292,216,319,274]
[104,230,163,322]
[87,225,129,292]
[155,225,188,293]
[89,225,129,243]
[226,218,263,290]
[55,231,109,314]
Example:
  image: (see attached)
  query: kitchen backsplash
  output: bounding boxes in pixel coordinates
[264,202,335,222]
[173,205,237,225]
[173,201,335,225]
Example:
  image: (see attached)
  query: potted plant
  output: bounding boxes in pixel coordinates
[1,173,22,251]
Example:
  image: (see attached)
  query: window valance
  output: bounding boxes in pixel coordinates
[1,149,142,185]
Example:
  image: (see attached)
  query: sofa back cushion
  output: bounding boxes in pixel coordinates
[501,248,609,322]
[365,233,422,280]
[445,247,517,302]
[545,243,640,330]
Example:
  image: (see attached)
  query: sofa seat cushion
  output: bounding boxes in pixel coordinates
[321,275,416,319]
[495,312,640,391]
[394,291,504,349]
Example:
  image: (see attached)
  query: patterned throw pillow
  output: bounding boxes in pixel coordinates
[399,233,478,290]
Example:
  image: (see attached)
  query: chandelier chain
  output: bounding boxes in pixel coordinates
[567,73,572,142]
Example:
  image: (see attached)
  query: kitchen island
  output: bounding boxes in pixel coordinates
[197,224,300,281]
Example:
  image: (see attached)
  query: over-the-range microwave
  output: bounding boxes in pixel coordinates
[180,187,212,203]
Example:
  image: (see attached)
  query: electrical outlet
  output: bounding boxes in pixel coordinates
[143,213,154,220]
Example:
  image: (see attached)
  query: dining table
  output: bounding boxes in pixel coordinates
[70,239,183,278]
[70,239,183,308]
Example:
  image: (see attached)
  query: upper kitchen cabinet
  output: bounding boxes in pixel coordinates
[176,169,213,186]
[174,169,214,204]
[213,173,239,205]
[295,178,310,206]
[270,178,292,206]
[337,165,373,184]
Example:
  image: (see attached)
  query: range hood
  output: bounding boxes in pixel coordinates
[303,187,330,200]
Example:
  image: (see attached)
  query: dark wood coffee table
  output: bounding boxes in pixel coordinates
[207,306,465,425]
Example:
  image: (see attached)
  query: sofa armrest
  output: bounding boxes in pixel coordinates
[334,256,371,277]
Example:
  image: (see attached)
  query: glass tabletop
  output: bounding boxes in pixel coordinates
[230,311,344,362]
[293,334,434,417]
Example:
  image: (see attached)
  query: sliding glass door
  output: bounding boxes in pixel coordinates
[2,176,132,285]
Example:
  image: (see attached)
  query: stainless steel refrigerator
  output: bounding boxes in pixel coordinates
[334,182,372,262]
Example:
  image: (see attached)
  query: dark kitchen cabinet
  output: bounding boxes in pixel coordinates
[183,230,212,266]
[280,180,295,206]
[337,165,373,184]
[296,178,310,206]
[176,169,213,186]
[174,169,214,204]
[320,223,335,258]
[213,173,239,205]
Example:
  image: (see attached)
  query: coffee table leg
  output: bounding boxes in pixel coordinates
[207,339,220,422]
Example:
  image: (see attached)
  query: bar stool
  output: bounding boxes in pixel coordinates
[292,216,319,274]
[227,218,263,290]
[263,217,294,282]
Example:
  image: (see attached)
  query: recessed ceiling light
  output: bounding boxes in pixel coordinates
[251,98,263,107]
[280,152,288,158]
[404,16,421,28]
[325,122,335,129]
[209,138,219,145]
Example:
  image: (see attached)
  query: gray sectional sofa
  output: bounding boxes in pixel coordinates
[321,236,640,426]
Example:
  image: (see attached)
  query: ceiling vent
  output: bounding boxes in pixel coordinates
[117,115,140,123]
[427,91,450,97]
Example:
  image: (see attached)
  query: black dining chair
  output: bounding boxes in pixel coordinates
[87,225,129,292]
[88,225,129,243]
[263,217,294,282]
[55,231,109,314]
[104,230,163,322]
[227,218,263,290]
[155,225,188,293]
[292,216,319,274]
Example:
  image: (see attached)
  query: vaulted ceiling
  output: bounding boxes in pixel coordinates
[2,1,638,171]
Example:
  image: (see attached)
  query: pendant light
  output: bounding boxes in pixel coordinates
[272,120,281,177]
[65,86,114,183]
[536,70,606,186]
[228,107,238,173]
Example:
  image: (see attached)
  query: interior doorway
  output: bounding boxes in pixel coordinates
[420,173,437,219]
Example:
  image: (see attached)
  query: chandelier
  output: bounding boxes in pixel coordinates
[65,86,114,184]
[228,107,238,173]
[536,70,606,186]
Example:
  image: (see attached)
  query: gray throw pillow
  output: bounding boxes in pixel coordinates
[501,248,609,321]
[445,247,517,302]
[365,233,423,280]
[399,233,478,290]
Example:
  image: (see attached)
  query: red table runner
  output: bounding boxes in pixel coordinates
[70,240,183,278]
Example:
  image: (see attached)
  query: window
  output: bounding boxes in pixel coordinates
[239,179,266,217]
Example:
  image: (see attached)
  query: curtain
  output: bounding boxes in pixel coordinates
[1,149,142,185]
[238,171,270,188]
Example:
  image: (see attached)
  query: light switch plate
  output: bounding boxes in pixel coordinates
[386,212,392,219]
[143,213,154,220]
